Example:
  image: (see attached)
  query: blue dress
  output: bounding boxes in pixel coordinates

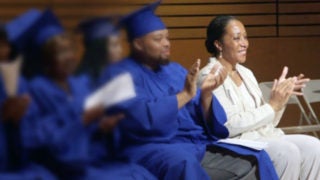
[0,76,57,180]
[23,75,156,179]
[99,57,279,180]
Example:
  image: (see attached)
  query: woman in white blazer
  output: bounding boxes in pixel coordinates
[198,15,320,180]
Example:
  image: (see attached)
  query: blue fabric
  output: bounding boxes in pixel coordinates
[5,9,63,50]
[99,57,279,180]
[82,162,156,180]
[120,0,165,40]
[119,142,209,180]
[0,76,57,179]
[0,163,56,180]
[23,75,155,179]
[5,9,42,51]
[78,17,119,42]
[32,9,64,46]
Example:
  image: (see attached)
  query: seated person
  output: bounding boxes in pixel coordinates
[199,15,320,180]
[10,9,155,180]
[76,16,123,84]
[99,1,278,180]
[0,19,56,179]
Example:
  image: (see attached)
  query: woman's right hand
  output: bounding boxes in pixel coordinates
[269,77,296,112]
[1,94,30,124]
[99,113,125,133]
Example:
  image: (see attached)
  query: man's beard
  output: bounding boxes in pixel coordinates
[157,57,170,65]
[140,55,170,70]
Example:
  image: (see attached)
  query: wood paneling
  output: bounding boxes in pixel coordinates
[278,1,320,36]
[279,26,320,36]
[279,2,320,14]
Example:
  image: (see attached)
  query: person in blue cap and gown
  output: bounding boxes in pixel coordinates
[0,13,57,179]
[12,9,155,180]
[99,1,279,180]
[76,16,123,84]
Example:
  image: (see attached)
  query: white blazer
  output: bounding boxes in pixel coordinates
[198,57,285,140]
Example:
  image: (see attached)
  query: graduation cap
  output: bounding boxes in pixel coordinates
[6,9,64,51]
[5,9,42,51]
[31,9,64,46]
[120,0,165,41]
[77,17,119,43]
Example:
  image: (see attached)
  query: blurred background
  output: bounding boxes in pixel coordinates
[1,0,319,128]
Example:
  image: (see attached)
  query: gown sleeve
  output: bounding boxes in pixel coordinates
[99,64,180,143]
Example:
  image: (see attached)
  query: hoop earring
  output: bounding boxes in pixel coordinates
[219,50,223,59]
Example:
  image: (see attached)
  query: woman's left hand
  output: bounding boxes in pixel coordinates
[277,66,309,96]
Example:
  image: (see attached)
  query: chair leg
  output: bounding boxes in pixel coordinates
[297,101,319,137]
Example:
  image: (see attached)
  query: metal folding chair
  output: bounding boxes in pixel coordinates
[302,79,320,124]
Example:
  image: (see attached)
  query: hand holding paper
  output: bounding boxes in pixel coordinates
[84,72,136,110]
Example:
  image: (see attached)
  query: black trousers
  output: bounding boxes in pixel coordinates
[201,146,258,180]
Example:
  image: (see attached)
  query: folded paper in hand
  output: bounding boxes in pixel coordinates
[218,138,268,151]
[0,56,22,97]
[84,72,136,110]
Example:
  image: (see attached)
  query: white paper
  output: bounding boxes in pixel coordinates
[0,56,22,96]
[218,138,268,151]
[84,72,136,110]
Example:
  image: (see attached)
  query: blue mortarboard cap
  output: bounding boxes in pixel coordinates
[5,9,64,51]
[5,9,42,50]
[120,0,165,41]
[78,17,119,42]
[33,9,64,46]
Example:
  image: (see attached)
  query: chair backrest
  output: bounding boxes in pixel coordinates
[302,79,320,104]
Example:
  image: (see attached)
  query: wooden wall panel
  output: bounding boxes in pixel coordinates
[279,14,320,25]
[279,2,320,13]
[279,1,320,36]
[279,26,320,36]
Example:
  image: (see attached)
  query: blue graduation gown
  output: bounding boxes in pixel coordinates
[23,75,156,179]
[0,76,57,179]
[99,58,279,180]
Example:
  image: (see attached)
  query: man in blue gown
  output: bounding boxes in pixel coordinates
[8,9,156,180]
[99,1,279,180]
[0,21,57,180]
